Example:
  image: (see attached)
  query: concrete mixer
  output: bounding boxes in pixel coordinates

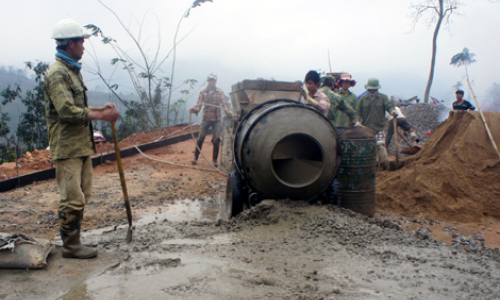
[225,80,342,218]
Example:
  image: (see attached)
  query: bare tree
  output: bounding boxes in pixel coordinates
[85,0,210,130]
[411,0,462,103]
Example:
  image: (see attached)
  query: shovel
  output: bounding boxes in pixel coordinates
[111,122,133,243]
[393,117,399,167]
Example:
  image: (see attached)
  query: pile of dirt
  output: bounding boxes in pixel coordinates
[117,124,200,149]
[0,150,52,180]
[377,111,500,224]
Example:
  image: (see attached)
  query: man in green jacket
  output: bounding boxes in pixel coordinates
[46,19,120,259]
[334,73,358,128]
[357,78,397,168]
[319,76,359,131]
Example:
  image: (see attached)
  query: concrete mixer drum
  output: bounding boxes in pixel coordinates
[225,92,341,218]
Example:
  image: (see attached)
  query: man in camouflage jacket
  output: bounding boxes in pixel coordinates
[46,19,120,259]
[319,76,359,132]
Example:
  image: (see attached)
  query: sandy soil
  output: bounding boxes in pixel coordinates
[0,124,201,180]
[0,135,226,240]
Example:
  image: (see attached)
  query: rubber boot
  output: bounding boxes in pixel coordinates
[59,209,98,259]
[213,140,220,168]
[376,143,389,169]
[191,140,203,165]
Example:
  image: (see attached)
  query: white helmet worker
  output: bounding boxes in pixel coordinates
[51,18,89,45]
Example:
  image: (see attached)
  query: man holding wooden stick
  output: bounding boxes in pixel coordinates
[45,19,120,259]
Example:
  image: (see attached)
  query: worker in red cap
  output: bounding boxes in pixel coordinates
[334,73,358,129]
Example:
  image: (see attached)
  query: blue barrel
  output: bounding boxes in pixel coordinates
[337,136,377,216]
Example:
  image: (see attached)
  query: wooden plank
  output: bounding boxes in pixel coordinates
[232,80,302,92]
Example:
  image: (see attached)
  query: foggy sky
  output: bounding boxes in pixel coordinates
[1,0,500,109]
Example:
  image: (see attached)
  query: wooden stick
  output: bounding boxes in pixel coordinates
[394,117,399,166]
[111,122,133,243]
[467,79,500,161]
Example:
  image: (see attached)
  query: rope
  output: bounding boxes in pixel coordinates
[128,103,233,176]
[133,145,221,173]
[153,124,197,142]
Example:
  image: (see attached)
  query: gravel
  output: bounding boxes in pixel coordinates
[387,103,450,156]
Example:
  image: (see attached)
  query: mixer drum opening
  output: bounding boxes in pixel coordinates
[271,133,324,188]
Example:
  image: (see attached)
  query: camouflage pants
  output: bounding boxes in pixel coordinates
[55,156,93,211]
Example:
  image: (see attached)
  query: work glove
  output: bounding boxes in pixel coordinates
[226,111,234,118]
[391,110,398,117]
[301,85,318,107]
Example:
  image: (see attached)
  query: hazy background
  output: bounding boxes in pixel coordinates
[1,0,499,112]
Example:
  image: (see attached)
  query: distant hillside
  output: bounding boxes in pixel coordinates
[0,67,130,135]
[0,66,35,91]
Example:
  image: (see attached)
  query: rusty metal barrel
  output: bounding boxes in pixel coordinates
[233,99,341,200]
[337,136,377,216]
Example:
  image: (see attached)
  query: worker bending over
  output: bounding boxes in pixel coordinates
[190,73,233,167]
[357,78,397,168]
[385,106,419,149]
[46,19,120,259]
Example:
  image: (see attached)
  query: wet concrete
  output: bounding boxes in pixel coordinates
[3,200,496,300]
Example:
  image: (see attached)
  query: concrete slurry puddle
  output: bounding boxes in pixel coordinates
[54,200,500,300]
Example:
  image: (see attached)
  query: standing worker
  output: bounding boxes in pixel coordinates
[452,90,475,111]
[334,73,359,130]
[357,78,397,168]
[46,19,120,259]
[319,76,360,130]
[190,73,233,167]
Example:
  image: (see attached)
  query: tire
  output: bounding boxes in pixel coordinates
[226,172,246,219]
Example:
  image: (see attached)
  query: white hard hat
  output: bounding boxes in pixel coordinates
[51,19,89,43]
[207,73,217,80]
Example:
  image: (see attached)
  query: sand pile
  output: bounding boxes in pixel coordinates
[377,111,500,224]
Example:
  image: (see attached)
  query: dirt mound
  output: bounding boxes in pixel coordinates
[0,150,52,180]
[118,124,200,149]
[377,111,500,224]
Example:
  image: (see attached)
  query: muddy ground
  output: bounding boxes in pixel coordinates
[1,200,500,299]
[1,136,500,299]
[0,135,226,240]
